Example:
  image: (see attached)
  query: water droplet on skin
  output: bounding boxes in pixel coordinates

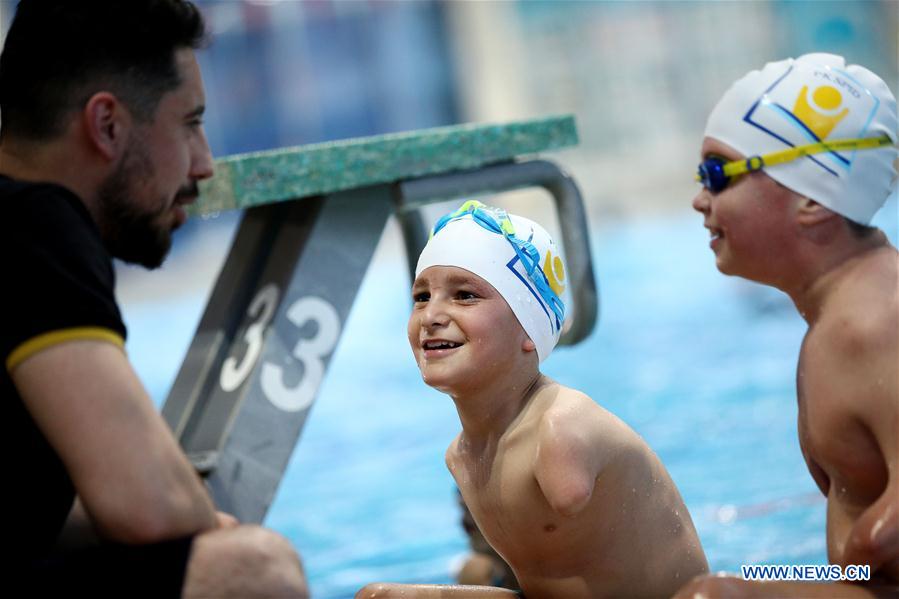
[871,515,887,540]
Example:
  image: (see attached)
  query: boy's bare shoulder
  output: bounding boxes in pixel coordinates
[533,382,643,463]
[531,381,656,516]
[800,248,898,446]
[805,249,896,370]
[535,382,629,439]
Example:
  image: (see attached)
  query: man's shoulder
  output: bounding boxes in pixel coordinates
[0,173,81,206]
[0,175,94,238]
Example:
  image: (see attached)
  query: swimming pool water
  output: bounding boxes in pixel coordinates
[124,202,897,598]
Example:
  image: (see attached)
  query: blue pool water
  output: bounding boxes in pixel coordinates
[123,201,896,599]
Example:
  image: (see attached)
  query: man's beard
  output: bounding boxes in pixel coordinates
[96,143,176,269]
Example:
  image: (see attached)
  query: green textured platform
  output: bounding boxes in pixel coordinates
[193,114,578,215]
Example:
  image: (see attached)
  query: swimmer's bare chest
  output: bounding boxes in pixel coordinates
[450,439,595,570]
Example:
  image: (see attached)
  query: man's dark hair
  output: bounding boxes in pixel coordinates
[0,0,206,141]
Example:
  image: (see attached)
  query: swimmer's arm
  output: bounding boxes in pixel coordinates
[843,475,899,578]
[820,326,899,578]
[533,398,606,517]
[842,377,899,577]
[12,340,218,544]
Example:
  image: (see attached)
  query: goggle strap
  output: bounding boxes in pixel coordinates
[721,135,894,178]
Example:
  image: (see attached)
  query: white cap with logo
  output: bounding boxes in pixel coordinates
[705,53,897,224]
[416,202,568,363]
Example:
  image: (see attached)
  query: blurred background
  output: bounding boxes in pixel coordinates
[2,1,896,597]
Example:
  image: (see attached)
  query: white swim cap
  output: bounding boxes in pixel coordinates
[705,53,897,224]
[415,201,568,363]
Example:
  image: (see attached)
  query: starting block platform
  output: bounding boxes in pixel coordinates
[162,114,598,523]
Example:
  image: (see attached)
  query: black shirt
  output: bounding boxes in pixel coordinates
[0,174,126,563]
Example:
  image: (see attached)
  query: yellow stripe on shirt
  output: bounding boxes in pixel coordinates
[6,327,125,372]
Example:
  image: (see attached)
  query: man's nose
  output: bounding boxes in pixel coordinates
[191,129,214,181]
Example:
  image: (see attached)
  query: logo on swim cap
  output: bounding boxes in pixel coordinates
[743,61,881,177]
[793,84,848,140]
[704,53,897,224]
[543,251,566,298]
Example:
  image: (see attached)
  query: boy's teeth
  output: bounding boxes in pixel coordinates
[426,341,459,349]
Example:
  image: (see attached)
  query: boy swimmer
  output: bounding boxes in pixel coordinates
[358,201,707,599]
[677,54,898,598]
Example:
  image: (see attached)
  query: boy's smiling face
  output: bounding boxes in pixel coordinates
[408,265,534,394]
[692,136,799,283]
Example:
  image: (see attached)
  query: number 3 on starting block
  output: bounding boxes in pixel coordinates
[219,284,341,412]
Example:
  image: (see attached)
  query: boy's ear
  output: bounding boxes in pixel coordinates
[522,338,537,353]
[796,197,839,227]
[82,92,130,162]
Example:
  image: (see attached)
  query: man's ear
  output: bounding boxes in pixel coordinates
[796,197,839,228]
[82,92,129,162]
[522,338,537,353]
